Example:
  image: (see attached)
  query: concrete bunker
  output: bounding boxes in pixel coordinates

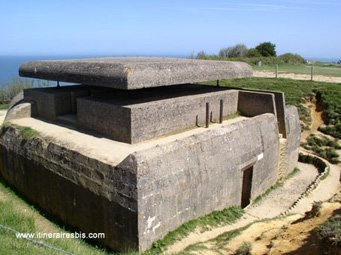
[0,57,301,252]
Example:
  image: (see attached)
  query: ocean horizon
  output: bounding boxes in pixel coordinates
[0,55,339,87]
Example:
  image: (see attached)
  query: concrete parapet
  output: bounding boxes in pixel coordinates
[285,105,301,174]
[24,86,89,119]
[237,90,277,118]
[78,87,238,143]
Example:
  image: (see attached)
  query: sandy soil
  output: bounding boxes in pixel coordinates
[253,70,341,83]
[206,201,341,255]
[301,101,324,141]
[0,110,6,125]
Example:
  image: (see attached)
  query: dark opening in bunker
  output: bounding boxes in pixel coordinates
[241,165,253,208]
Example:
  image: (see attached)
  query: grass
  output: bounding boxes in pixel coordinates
[253,63,341,77]
[204,77,341,138]
[211,227,245,251]
[148,206,244,254]
[302,134,340,164]
[3,124,40,139]
[0,103,8,110]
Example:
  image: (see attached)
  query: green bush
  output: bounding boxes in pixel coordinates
[302,135,340,164]
[247,48,261,57]
[319,123,341,139]
[298,153,328,174]
[255,42,277,57]
[316,214,341,246]
[235,242,251,255]
[219,44,248,58]
[278,53,306,64]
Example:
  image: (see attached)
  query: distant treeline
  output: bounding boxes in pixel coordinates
[191,42,306,65]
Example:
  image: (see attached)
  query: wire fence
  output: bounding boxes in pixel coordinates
[254,63,341,81]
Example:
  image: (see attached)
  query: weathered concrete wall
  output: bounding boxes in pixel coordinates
[24,87,89,119]
[0,126,138,251]
[78,90,238,143]
[134,114,280,250]
[77,98,132,142]
[285,105,301,174]
[237,91,277,118]
[0,113,280,252]
[224,87,287,137]
[130,90,238,143]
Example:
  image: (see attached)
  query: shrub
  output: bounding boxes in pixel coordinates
[302,134,340,164]
[255,42,277,57]
[219,44,248,58]
[247,48,261,57]
[235,242,251,255]
[0,77,50,104]
[278,53,306,64]
[316,214,341,246]
[196,50,208,59]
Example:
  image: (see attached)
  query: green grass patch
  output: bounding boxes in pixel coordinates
[213,228,244,250]
[18,127,40,139]
[0,103,9,110]
[2,124,40,140]
[302,134,340,164]
[252,182,283,204]
[148,206,244,254]
[284,167,300,180]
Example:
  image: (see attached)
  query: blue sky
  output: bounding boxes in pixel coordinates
[0,0,340,58]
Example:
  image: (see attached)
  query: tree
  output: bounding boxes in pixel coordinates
[196,50,208,59]
[218,44,248,58]
[255,42,277,57]
[247,48,261,57]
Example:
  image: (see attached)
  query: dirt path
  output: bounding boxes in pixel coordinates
[253,70,341,83]
[301,101,323,141]
[165,160,340,254]
[247,162,318,219]
[201,201,340,255]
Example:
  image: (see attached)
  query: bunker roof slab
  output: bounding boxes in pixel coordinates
[19,57,253,90]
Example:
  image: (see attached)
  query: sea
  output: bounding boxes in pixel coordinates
[0,55,339,87]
